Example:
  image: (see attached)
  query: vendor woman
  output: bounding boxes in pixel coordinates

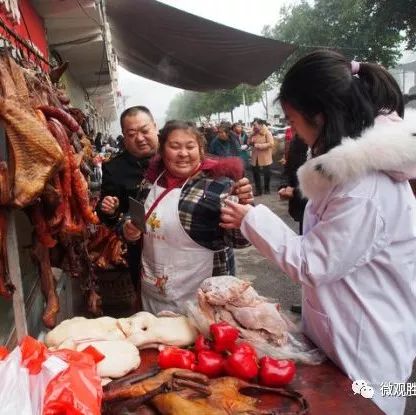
[121,120,250,314]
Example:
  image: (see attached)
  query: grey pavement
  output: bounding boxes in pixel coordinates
[235,168,301,311]
[235,167,416,415]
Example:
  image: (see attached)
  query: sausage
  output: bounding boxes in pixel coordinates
[47,118,72,198]
[38,105,80,132]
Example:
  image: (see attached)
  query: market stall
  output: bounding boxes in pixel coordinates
[0,2,397,413]
[0,275,384,414]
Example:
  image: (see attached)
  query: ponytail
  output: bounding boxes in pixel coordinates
[355,62,404,118]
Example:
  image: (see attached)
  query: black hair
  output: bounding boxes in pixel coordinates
[278,50,404,155]
[158,120,206,155]
[251,118,267,126]
[218,122,231,133]
[120,106,154,130]
[404,94,416,105]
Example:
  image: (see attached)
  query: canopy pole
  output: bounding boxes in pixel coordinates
[7,210,28,341]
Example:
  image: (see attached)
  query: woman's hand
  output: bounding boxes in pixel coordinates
[220,200,252,229]
[101,196,120,215]
[232,177,254,205]
[123,219,142,241]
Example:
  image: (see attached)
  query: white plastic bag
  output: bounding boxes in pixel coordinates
[0,347,32,415]
[29,356,68,415]
[0,338,68,415]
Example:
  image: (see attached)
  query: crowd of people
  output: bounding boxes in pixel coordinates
[91,49,415,415]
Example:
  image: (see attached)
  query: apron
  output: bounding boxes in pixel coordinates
[141,172,214,314]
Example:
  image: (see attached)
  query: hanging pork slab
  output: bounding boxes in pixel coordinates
[0,98,64,207]
[0,56,64,207]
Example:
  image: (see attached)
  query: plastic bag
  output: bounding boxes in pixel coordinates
[20,336,102,415]
[20,336,68,415]
[43,348,103,415]
[0,346,9,360]
[0,347,32,415]
[21,336,48,375]
[0,336,102,415]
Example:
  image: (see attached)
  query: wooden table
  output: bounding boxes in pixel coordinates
[115,349,384,415]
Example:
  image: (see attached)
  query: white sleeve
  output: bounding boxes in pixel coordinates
[240,198,387,287]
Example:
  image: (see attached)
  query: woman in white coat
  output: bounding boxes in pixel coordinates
[220,50,416,415]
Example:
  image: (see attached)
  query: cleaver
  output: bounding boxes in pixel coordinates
[128,196,146,232]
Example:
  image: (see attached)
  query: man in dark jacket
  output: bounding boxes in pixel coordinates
[94,132,103,152]
[278,135,308,315]
[209,123,241,158]
[278,135,308,234]
[97,106,159,289]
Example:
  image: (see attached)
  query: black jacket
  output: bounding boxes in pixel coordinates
[97,151,151,226]
[279,136,308,222]
[97,151,151,287]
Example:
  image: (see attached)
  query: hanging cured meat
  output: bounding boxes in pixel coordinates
[6,55,31,109]
[0,55,63,207]
[0,208,14,298]
[38,105,80,133]
[0,52,102,319]
[0,57,17,101]
[32,236,59,328]
[88,226,127,270]
[0,161,11,205]
[28,202,57,248]
[43,114,98,227]
[76,237,103,316]
[0,98,65,207]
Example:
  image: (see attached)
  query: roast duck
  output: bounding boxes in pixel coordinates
[0,53,102,325]
[102,368,309,415]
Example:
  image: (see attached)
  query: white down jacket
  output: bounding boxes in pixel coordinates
[240,111,416,414]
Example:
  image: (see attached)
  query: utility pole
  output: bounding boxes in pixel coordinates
[264,87,269,122]
[242,90,247,126]
[122,94,130,110]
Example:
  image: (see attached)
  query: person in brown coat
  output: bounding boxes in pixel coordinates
[248,118,274,195]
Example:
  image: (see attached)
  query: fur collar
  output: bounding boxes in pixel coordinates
[298,110,416,200]
[146,154,243,183]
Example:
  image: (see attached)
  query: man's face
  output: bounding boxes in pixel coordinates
[218,128,228,141]
[122,112,158,158]
[234,124,242,134]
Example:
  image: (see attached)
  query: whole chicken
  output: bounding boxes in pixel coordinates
[189,276,325,364]
[200,276,265,307]
[198,276,295,343]
[76,339,140,378]
[45,316,125,348]
[117,312,197,348]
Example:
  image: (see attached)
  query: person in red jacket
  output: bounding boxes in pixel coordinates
[283,125,293,162]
